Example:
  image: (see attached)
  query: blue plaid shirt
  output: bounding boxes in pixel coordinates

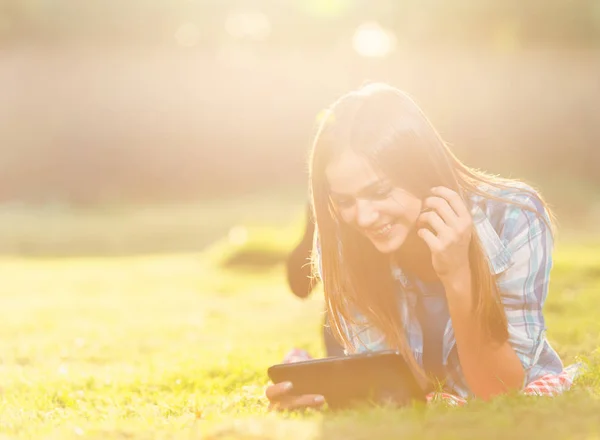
[318,184,564,398]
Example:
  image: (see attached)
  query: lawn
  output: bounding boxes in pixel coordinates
[0,198,599,439]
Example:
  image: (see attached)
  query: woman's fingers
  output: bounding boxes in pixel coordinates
[266,382,325,411]
[419,187,474,278]
[269,394,326,411]
[265,382,293,401]
[418,228,441,252]
[430,187,470,219]
[418,210,448,237]
[423,196,459,227]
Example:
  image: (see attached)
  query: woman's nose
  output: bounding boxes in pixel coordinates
[355,199,379,228]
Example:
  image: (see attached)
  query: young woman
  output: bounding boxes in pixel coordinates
[266,82,568,410]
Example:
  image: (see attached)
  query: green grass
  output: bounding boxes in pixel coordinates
[0,206,599,439]
[0,189,307,256]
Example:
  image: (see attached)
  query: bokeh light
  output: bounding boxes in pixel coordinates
[228,225,249,246]
[301,0,351,18]
[225,9,271,41]
[352,22,397,58]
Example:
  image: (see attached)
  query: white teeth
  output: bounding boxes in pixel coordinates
[374,224,391,236]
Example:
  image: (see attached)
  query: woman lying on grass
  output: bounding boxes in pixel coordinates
[266,82,576,410]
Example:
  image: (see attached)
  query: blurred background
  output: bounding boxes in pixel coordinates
[1,0,599,256]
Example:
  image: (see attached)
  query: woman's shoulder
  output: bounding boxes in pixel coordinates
[470,180,546,215]
[469,180,552,243]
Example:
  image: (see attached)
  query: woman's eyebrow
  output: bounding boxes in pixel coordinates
[330,179,387,198]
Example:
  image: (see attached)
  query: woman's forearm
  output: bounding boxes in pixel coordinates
[442,267,525,400]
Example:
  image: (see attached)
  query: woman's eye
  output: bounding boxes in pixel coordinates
[334,198,354,208]
[372,187,392,199]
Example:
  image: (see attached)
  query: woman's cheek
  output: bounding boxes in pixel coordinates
[339,208,354,225]
[402,197,423,222]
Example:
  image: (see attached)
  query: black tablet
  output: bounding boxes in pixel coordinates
[267,350,426,409]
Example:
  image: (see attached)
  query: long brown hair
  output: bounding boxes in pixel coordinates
[309,83,554,380]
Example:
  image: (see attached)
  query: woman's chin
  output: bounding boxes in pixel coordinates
[370,235,405,254]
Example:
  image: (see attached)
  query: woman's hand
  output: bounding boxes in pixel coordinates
[265,382,325,411]
[417,186,473,283]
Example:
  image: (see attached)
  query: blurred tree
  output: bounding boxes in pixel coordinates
[0,0,598,46]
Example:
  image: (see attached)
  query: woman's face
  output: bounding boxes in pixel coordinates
[326,150,423,254]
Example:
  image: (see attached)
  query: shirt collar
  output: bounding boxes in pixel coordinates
[470,203,513,275]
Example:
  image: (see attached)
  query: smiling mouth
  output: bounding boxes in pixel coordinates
[367,223,393,238]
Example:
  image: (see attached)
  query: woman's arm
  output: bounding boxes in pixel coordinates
[420,186,553,400]
[443,267,524,399]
